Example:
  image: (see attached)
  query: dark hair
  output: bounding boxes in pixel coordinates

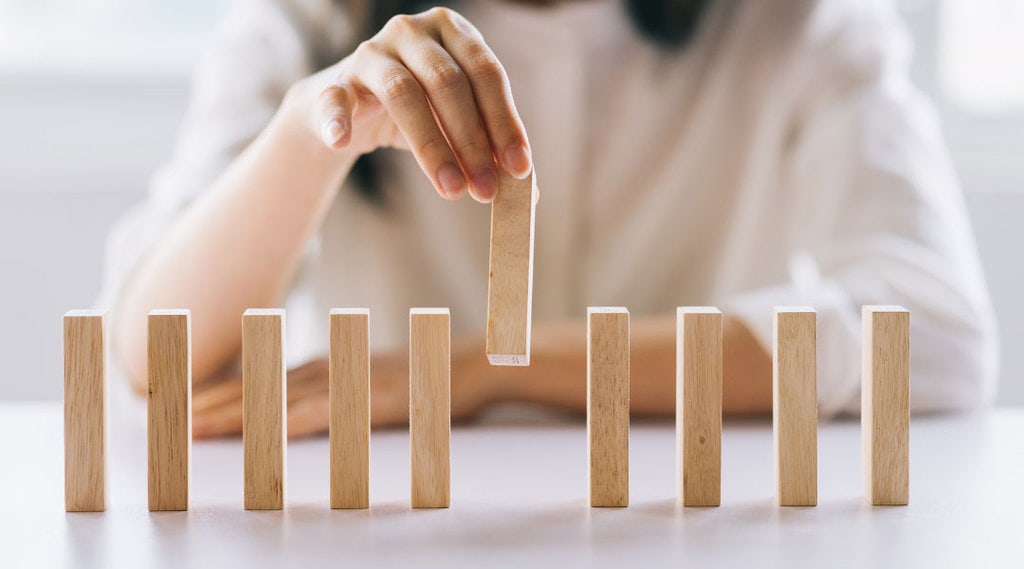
[345,0,713,204]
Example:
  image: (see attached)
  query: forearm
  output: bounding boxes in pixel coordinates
[482,313,772,416]
[114,101,357,391]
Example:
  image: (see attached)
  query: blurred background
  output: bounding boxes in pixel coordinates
[0,0,1022,403]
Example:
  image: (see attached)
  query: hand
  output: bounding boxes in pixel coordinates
[284,6,532,203]
[192,345,496,439]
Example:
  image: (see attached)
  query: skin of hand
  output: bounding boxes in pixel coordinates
[113,7,532,392]
[297,6,534,201]
[192,336,496,438]
[191,314,771,439]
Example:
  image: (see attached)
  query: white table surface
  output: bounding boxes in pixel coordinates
[3,400,1023,568]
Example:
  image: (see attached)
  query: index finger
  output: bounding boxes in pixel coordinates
[435,11,533,179]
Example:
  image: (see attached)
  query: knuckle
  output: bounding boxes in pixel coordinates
[426,6,460,25]
[454,137,492,163]
[380,70,419,102]
[384,13,416,34]
[353,39,383,59]
[416,135,449,158]
[423,62,466,92]
[465,51,505,83]
[317,84,342,105]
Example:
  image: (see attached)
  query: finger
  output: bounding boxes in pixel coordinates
[288,358,329,384]
[192,376,242,413]
[355,44,467,200]
[192,359,327,439]
[287,376,326,404]
[192,398,243,439]
[435,10,532,179]
[286,362,329,403]
[288,394,329,438]
[396,38,498,203]
[316,83,357,149]
[369,376,409,428]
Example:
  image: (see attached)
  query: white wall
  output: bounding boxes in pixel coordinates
[0,76,188,400]
[0,1,1021,404]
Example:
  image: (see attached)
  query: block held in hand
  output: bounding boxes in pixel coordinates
[485,168,537,366]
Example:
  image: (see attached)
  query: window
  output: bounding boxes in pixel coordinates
[939,0,1024,112]
[900,0,1024,194]
[0,0,231,77]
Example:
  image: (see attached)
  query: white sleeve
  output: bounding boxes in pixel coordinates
[95,0,349,320]
[726,1,999,416]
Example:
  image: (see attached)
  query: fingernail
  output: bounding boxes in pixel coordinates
[322,119,344,147]
[471,168,498,202]
[503,143,532,179]
[437,163,466,198]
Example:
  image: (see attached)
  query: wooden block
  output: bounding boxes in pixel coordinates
[147,309,191,511]
[242,309,286,510]
[587,307,630,508]
[409,308,451,508]
[63,310,106,512]
[485,169,537,366]
[862,305,910,506]
[329,308,370,509]
[676,307,722,507]
[773,307,818,507]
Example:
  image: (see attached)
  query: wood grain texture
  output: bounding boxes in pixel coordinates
[676,307,722,507]
[862,306,910,506]
[63,310,106,512]
[587,307,630,508]
[147,309,191,511]
[485,169,537,366]
[242,309,286,510]
[410,308,451,508]
[773,307,818,507]
[329,308,370,509]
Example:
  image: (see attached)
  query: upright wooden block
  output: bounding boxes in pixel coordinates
[587,307,630,508]
[147,309,191,511]
[485,169,537,366]
[63,310,106,512]
[676,307,722,507]
[329,308,370,509]
[773,307,818,507]
[242,309,286,510]
[862,306,910,506]
[409,308,451,508]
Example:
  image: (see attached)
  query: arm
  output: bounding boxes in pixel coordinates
[112,7,533,392]
[114,107,356,393]
[191,312,770,438]
[722,2,998,416]
[485,313,771,416]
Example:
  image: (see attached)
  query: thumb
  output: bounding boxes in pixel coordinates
[316,83,358,150]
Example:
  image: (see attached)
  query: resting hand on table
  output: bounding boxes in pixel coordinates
[190,315,772,438]
[191,345,495,439]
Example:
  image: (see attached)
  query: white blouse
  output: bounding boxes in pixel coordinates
[100,0,999,416]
